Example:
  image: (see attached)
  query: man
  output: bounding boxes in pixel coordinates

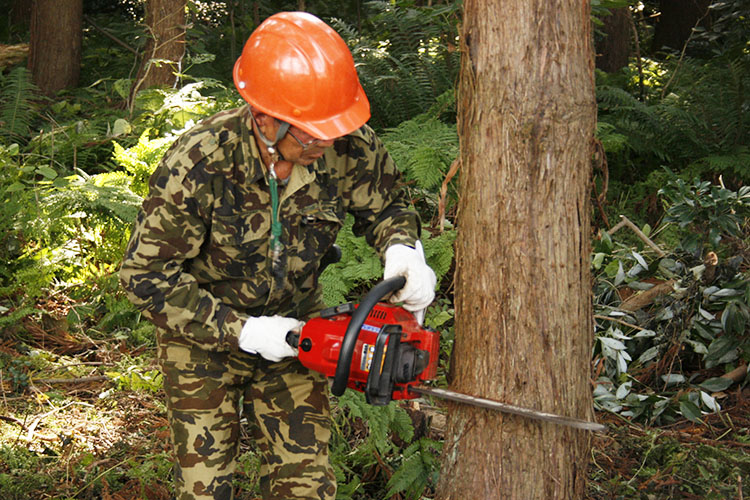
[119,11,436,500]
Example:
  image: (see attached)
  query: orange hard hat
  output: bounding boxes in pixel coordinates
[233,11,370,140]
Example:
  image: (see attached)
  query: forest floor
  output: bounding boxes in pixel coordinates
[1,309,748,500]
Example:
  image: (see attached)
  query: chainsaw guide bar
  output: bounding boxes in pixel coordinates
[409,386,607,432]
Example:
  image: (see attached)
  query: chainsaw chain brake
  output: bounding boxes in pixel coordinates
[365,323,431,405]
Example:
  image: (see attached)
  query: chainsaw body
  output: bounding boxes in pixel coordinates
[288,277,439,405]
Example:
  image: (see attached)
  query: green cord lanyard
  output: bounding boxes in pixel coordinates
[249,111,290,265]
[268,162,282,262]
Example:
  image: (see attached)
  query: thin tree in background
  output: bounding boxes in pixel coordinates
[28,0,83,96]
[436,0,597,498]
[596,7,632,73]
[652,0,711,53]
[130,0,186,105]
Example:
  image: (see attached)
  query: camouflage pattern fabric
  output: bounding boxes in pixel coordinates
[120,105,419,352]
[160,342,335,500]
[119,105,420,499]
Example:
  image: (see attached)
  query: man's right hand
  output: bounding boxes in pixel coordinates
[239,316,304,362]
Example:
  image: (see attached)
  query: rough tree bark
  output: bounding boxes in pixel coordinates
[131,0,186,98]
[435,0,597,499]
[28,0,83,96]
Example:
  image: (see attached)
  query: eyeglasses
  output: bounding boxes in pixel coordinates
[286,127,326,151]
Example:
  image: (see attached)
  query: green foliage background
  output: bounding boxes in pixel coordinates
[0,1,749,499]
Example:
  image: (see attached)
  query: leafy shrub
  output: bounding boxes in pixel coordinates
[112,129,175,197]
[659,173,750,254]
[320,215,456,307]
[105,364,163,394]
[592,179,750,425]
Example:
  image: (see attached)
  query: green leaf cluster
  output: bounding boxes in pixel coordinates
[592,179,749,426]
[0,445,52,500]
[659,173,750,252]
[112,128,174,196]
[595,6,750,225]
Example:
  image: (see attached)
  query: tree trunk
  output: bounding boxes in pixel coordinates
[652,0,711,53]
[435,0,597,499]
[596,7,631,73]
[10,0,32,34]
[131,0,186,97]
[28,0,82,96]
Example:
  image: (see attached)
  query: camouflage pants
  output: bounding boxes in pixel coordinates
[159,341,337,500]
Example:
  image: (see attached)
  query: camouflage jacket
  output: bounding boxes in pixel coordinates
[119,105,420,353]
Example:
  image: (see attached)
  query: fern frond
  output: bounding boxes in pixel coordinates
[687,148,750,182]
[423,230,456,282]
[335,390,415,459]
[332,1,460,130]
[0,67,39,140]
[381,115,458,191]
[320,215,382,306]
[385,450,426,499]
[112,129,174,196]
[40,171,142,226]
[385,437,443,499]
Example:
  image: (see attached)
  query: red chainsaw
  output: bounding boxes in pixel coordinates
[287,275,607,432]
[286,276,439,405]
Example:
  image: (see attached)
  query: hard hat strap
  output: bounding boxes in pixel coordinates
[250,111,290,149]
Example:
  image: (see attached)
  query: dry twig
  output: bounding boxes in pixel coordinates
[607,215,666,257]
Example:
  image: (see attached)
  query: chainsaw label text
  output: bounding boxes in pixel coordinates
[360,344,375,372]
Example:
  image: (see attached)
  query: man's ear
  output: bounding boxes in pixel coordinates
[251,109,274,128]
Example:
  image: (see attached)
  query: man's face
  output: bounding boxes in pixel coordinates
[276,123,336,166]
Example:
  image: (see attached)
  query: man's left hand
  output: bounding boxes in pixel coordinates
[383,241,436,324]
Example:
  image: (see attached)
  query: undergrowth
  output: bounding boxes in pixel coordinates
[1,1,749,499]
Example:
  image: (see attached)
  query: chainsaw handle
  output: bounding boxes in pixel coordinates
[330,275,406,397]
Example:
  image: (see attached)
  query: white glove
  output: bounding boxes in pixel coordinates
[239,315,304,362]
[383,241,437,323]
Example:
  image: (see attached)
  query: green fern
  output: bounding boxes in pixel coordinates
[331,1,460,130]
[597,85,672,164]
[10,169,142,290]
[0,67,39,141]
[39,170,142,227]
[320,215,382,306]
[381,113,458,192]
[423,230,456,283]
[685,148,750,182]
[112,129,175,196]
[334,390,414,460]
[333,390,439,500]
[597,51,750,186]
[0,305,37,328]
[385,437,443,500]
[320,216,455,306]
